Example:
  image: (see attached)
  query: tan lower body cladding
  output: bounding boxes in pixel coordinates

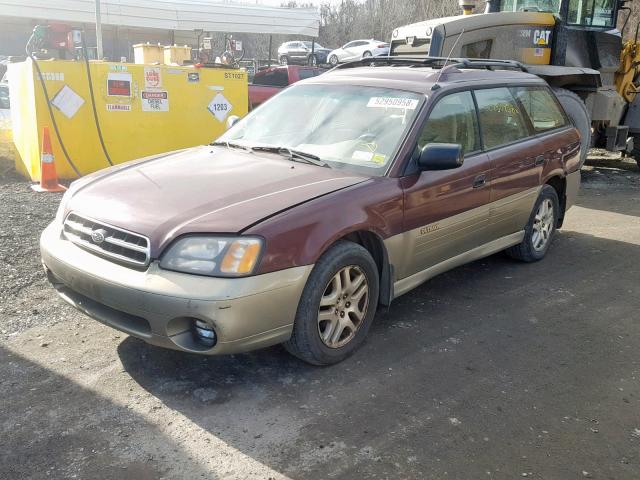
[385,186,542,298]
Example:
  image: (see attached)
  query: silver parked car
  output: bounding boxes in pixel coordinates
[277,41,330,66]
[327,39,390,66]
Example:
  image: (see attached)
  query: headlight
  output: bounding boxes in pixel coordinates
[54,189,73,224]
[160,236,263,277]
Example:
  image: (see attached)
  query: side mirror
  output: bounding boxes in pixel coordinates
[418,143,464,171]
[226,115,240,131]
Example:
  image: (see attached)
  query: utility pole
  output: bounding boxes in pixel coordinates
[95,0,104,59]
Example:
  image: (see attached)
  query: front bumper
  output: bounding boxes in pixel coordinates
[40,222,313,355]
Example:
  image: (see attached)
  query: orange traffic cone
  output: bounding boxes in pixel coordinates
[31,126,66,193]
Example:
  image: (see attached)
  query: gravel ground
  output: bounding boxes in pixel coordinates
[0,171,70,337]
[1,153,639,479]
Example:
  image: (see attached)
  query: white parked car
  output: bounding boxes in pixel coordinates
[327,39,390,66]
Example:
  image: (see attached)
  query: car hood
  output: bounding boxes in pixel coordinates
[65,146,367,256]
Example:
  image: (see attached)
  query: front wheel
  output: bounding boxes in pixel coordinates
[284,241,379,365]
[329,55,339,67]
[307,54,317,66]
[506,185,560,262]
[279,55,289,65]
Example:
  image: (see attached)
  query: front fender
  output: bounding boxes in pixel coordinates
[246,177,404,275]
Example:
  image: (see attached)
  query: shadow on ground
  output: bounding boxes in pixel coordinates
[0,345,212,480]
[118,231,640,479]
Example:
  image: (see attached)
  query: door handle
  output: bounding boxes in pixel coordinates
[473,174,487,189]
[534,155,545,166]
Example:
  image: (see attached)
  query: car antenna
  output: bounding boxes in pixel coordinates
[432,29,465,90]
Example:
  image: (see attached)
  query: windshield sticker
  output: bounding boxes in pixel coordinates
[372,153,387,164]
[367,97,419,110]
[352,150,374,162]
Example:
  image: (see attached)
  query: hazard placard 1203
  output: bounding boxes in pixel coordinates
[208,93,232,122]
[141,91,169,112]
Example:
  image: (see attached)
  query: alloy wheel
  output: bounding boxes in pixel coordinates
[532,198,554,251]
[317,265,369,349]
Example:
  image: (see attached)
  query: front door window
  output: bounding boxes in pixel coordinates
[418,91,480,155]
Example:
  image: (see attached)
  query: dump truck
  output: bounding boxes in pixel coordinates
[390,0,640,168]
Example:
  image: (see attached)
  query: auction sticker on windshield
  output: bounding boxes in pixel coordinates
[367,97,419,109]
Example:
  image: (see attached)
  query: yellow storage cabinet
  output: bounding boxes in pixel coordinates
[164,45,192,66]
[8,58,248,180]
[133,43,164,65]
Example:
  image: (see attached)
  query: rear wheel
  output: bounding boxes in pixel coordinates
[284,241,379,365]
[307,54,317,66]
[506,185,560,262]
[552,88,591,168]
[279,55,289,65]
[362,51,372,59]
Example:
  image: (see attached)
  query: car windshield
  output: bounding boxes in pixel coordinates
[498,0,560,13]
[498,0,615,27]
[218,84,424,175]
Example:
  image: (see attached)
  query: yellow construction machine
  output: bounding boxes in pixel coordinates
[391,0,640,169]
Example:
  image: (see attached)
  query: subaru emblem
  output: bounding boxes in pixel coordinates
[91,229,107,244]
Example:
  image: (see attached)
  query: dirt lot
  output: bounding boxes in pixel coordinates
[1,154,639,479]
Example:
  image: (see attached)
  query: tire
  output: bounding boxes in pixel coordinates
[279,55,289,66]
[284,240,380,366]
[506,185,560,262]
[630,133,640,170]
[362,51,372,58]
[307,54,317,66]
[329,55,339,67]
[552,88,591,168]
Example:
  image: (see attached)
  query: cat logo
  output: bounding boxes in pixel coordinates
[533,30,551,46]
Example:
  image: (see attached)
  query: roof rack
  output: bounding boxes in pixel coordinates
[334,56,529,73]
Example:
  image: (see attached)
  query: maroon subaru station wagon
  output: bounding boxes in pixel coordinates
[41,58,581,365]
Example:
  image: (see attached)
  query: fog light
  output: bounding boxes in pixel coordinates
[193,320,217,347]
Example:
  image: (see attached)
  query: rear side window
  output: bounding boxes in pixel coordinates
[474,87,530,149]
[253,69,289,87]
[418,91,480,154]
[511,87,568,133]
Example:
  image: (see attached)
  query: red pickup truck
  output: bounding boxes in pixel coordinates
[248,65,324,110]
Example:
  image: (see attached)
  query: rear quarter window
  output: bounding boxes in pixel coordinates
[474,87,531,149]
[511,86,569,133]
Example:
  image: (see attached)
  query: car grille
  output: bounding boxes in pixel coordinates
[63,213,150,267]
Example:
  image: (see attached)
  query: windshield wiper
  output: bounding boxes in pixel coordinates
[211,140,250,151]
[251,146,330,168]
